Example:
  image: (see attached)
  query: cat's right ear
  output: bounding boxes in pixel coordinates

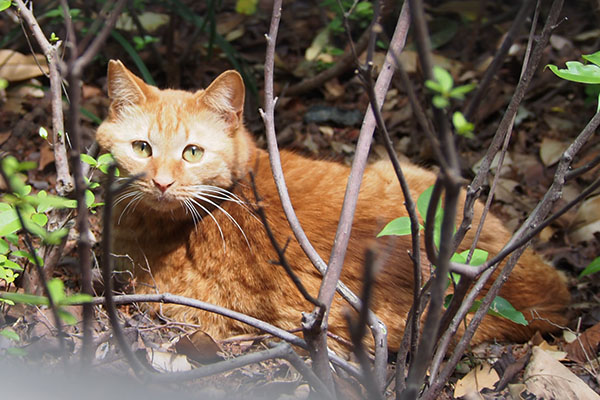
[107,60,153,112]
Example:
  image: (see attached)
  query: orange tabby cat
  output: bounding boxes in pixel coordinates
[96,60,569,353]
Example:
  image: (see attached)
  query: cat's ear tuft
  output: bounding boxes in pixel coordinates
[107,60,153,112]
[199,70,245,119]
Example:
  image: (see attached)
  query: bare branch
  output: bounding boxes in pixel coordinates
[101,165,147,375]
[284,28,370,96]
[463,0,535,121]
[249,172,323,309]
[71,0,127,76]
[456,0,563,248]
[346,249,384,400]
[13,0,72,195]
[150,342,334,399]
[73,292,362,377]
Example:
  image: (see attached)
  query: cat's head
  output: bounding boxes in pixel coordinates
[96,60,253,216]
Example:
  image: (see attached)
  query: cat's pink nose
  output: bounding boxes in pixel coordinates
[153,179,174,193]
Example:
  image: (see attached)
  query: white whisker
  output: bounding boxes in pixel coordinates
[194,194,251,250]
[188,198,226,250]
[190,185,259,223]
[114,190,138,208]
[118,192,144,224]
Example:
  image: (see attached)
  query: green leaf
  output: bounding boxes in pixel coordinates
[432,95,449,109]
[11,250,42,267]
[432,66,454,92]
[0,238,9,254]
[424,79,443,93]
[0,0,11,12]
[235,0,258,15]
[16,161,36,172]
[452,111,475,138]
[4,233,18,246]
[488,296,528,325]
[582,51,600,68]
[47,278,65,304]
[6,347,27,356]
[97,153,115,166]
[377,217,421,237]
[61,293,93,305]
[417,186,434,221]
[0,209,22,237]
[1,292,49,306]
[547,62,600,84]
[467,249,489,266]
[85,190,95,208]
[57,309,78,325]
[579,256,600,278]
[449,83,476,99]
[40,228,68,245]
[31,213,48,227]
[38,126,49,140]
[1,259,22,271]
[80,154,97,167]
[33,191,77,211]
[0,328,19,342]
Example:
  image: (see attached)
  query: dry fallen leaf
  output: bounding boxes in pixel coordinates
[568,195,600,243]
[38,141,55,171]
[454,362,500,398]
[147,348,193,372]
[524,346,600,400]
[0,50,49,81]
[565,322,600,364]
[539,137,569,167]
[174,330,223,364]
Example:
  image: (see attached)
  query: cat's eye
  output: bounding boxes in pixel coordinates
[182,145,204,163]
[132,141,152,158]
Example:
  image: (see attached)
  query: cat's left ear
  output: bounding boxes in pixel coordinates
[198,70,245,123]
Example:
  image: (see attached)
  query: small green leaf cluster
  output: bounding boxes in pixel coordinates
[1,278,92,325]
[133,35,159,51]
[377,185,527,326]
[0,328,25,356]
[0,154,108,324]
[1,157,74,246]
[547,50,600,111]
[0,157,78,302]
[235,0,258,15]
[320,0,373,34]
[425,66,476,138]
[80,153,120,210]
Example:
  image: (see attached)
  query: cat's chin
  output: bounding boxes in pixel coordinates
[140,195,186,215]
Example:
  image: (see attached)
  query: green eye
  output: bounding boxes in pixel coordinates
[182,145,204,163]
[132,141,152,157]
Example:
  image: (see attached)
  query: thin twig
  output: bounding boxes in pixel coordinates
[346,248,384,400]
[59,0,127,366]
[463,0,535,121]
[437,0,542,351]
[249,172,323,309]
[400,0,463,397]
[150,342,334,399]
[102,165,147,375]
[77,292,362,377]
[13,0,72,195]
[566,151,600,180]
[455,0,563,249]
[284,29,370,96]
